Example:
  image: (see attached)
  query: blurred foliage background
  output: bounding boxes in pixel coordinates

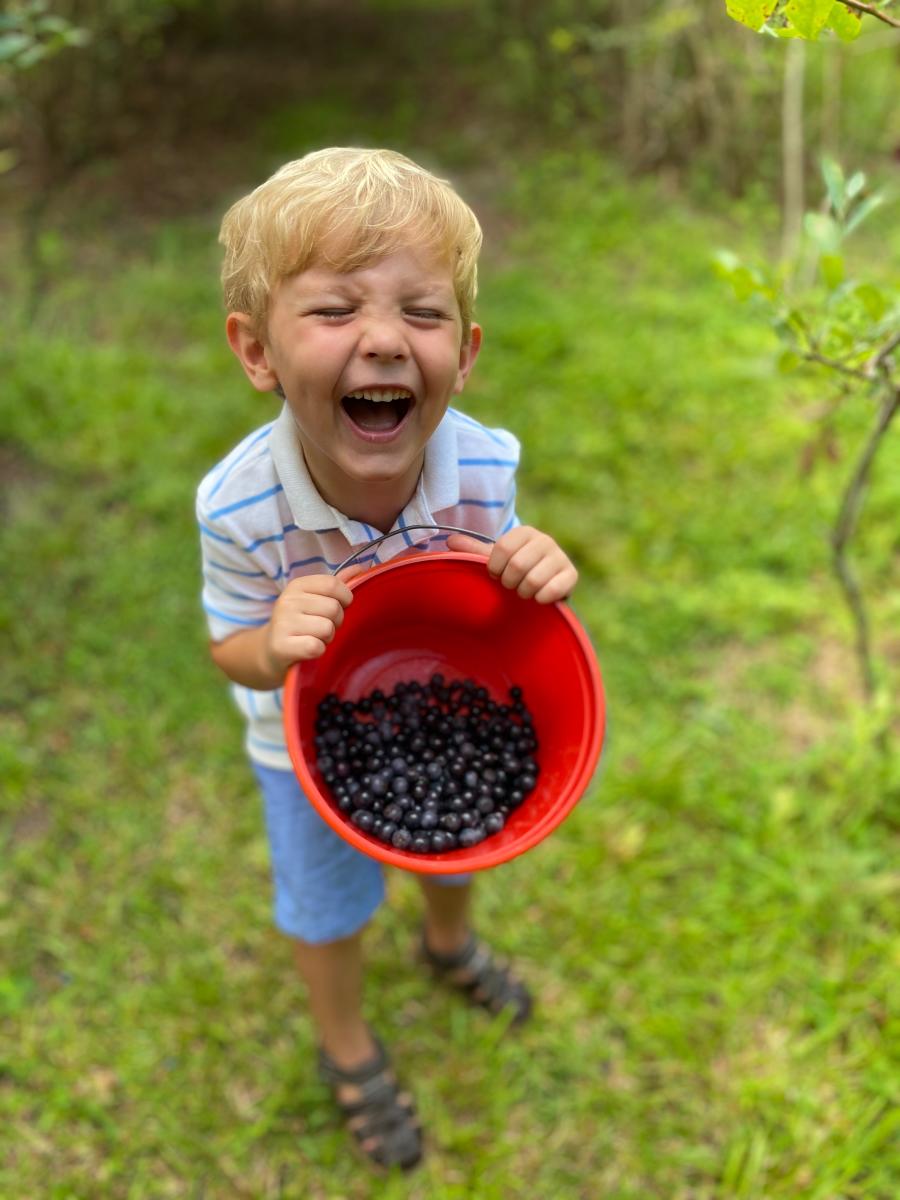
[2,2,899,1197]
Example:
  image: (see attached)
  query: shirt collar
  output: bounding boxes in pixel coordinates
[269,402,460,550]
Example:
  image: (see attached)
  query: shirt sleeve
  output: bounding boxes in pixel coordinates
[196,490,280,642]
[494,473,521,538]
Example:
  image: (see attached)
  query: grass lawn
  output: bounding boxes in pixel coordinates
[1,145,899,1198]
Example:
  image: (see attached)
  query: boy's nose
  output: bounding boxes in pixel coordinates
[358,316,409,361]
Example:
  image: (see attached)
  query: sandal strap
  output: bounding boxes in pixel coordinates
[421,932,533,1024]
[318,1037,422,1171]
[317,1036,390,1090]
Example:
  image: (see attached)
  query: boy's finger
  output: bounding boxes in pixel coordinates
[446,532,492,558]
[336,563,369,585]
[291,593,346,625]
[299,573,355,605]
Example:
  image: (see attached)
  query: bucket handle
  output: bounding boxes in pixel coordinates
[333,524,494,575]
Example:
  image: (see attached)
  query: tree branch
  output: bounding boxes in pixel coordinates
[801,350,871,381]
[830,384,900,699]
[837,0,900,29]
[866,327,900,377]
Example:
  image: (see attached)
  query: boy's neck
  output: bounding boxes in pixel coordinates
[304,449,423,536]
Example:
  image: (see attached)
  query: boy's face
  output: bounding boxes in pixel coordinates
[227,246,481,513]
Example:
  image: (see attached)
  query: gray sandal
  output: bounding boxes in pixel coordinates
[420,932,533,1025]
[317,1036,423,1172]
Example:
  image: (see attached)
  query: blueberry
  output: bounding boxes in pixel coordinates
[391,828,413,849]
[458,826,485,848]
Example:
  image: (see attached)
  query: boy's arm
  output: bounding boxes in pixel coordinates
[209,574,355,690]
[446,526,577,604]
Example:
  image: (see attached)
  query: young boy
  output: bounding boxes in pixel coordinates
[197,147,577,1171]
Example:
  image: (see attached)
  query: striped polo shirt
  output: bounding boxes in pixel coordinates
[196,402,521,769]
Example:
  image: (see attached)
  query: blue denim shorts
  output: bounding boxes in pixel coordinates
[252,763,471,944]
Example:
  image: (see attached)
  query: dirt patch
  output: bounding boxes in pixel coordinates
[9,802,53,845]
[710,634,863,754]
[0,441,54,523]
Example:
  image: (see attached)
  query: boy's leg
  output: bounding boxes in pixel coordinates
[417,875,472,955]
[291,931,376,1067]
[252,763,421,1168]
[416,874,532,1023]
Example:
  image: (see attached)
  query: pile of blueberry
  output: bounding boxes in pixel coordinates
[313,675,540,854]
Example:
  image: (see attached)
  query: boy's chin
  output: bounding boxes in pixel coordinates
[340,445,425,482]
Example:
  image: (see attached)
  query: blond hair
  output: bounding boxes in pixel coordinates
[219,147,482,339]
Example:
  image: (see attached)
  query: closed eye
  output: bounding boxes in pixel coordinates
[311,308,354,320]
[406,309,450,322]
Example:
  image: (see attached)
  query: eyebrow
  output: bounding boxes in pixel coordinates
[290,280,456,307]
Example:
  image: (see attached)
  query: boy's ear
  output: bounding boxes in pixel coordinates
[453,322,482,394]
[226,313,280,393]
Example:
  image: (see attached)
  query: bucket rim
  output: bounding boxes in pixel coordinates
[283,552,605,873]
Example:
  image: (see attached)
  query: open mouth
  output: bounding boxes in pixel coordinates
[341,387,413,435]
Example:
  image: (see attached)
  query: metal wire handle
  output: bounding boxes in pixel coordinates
[333,524,495,575]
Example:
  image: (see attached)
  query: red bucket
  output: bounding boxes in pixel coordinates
[283,548,605,874]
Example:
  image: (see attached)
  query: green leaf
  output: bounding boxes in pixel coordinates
[725,0,778,31]
[0,32,32,62]
[853,283,887,321]
[785,0,836,39]
[826,3,863,39]
[845,192,885,235]
[846,171,865,201]
[16,41,51,68]
[549,27,576,53]
[820,253,844,289]
[777,349,801,373]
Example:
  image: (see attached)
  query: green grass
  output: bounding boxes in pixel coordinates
[2,150,899,1198]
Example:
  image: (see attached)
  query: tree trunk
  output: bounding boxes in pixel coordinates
[781,38,806,261]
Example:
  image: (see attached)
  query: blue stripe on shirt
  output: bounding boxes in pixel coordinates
[458,498,505,508]
[205,576,277,604]
[245,525,299,552]
[200,522,299,552]
[207,483,284,521]
[206,425,274,500]
[396,511,414,547]
[206,558,270,579]
[203,602,269,627]
[449,408,509,448]
[248,733,288,753]
[275,555,341,580]
[458,457,517,467]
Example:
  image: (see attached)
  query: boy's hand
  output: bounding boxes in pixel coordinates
[263,572,355,675]
[446,526,577,604]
